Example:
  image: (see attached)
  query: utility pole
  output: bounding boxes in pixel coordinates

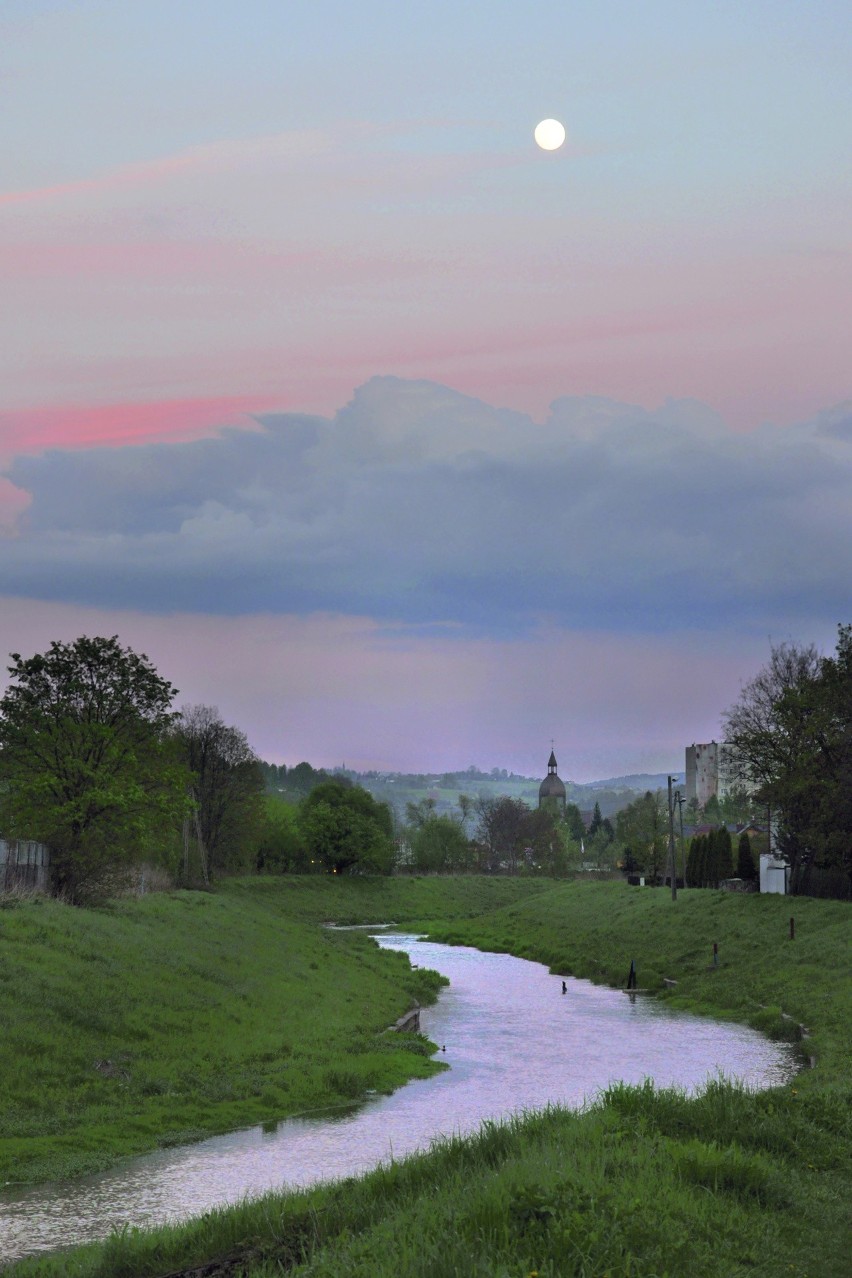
[667,775,678,901]
[675,789,686,886]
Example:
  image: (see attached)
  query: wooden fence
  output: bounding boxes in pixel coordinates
[0,838,50,892]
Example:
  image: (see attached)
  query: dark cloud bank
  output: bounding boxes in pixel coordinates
[3,378,850,636]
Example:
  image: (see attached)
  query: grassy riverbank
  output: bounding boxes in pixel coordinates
[428,881,851,1084]
[0,876,545,1187]
[4,880,851,1277]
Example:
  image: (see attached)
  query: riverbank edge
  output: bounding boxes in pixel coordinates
[422,882,850,1085]
[4,880,849,1278]
[0,877,546,1190]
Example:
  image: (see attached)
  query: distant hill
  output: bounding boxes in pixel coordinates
[585,773,685,792]
[262,761,686,824]
[328,767,685,824]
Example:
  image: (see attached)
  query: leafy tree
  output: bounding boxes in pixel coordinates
[254,795,309,873]
[175,705,265,878]
[703,795,722,824]
[0,636,187,902]
[299,781,395,874]
[615,791,667,881]
[722,628,852,889]
[405,796,437,828]
[408,814,471,874]
[286,761,341,798]
[564,802,586,843]
[520,807,575,876]
[794,625,852,888]
[474,795,529,874]
[259,760,288,791]
[584,819,617,869]
[737,831,756,881]
[717,786,756,826]
[456,792,474,831]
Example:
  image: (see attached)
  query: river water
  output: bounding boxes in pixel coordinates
[0,935,797,1264]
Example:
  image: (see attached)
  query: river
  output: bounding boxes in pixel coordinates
[0,934,797,1264]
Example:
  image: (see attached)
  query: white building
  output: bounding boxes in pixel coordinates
[759,852,790,894]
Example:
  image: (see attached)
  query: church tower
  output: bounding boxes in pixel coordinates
[538,749,566,814]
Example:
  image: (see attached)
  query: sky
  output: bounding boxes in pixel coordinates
[1,1,850,781]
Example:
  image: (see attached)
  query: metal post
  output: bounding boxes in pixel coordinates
[667,775,677,900]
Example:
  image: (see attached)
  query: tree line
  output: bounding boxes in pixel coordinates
[1,626,847,902]
[0,638,268,902]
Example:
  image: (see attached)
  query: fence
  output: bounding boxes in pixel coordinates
[790,863,851,901]
[0,838,51,892]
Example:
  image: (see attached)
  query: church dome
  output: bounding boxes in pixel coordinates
[539,774,566,800]
[539,750,566,804]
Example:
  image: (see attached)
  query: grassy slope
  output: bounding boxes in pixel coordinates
[4,879,851,1278]
[428,882,851,1083]
[0,876,545,1185]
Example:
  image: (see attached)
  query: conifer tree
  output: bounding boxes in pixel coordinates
[705,831,719,888]
[716,827,734,881]
[686,837,699,886]
[737,832,756,880]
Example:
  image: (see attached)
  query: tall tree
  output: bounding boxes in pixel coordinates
[737,832,756,881]
[475,795,535,874]
[715,827,734,882]
[0,636,187,902]
[722,630,851,888]
[456,793,474,831]
[405,796,437,829]
[615,791,667,881]
[520,806,573,875]
[407,814,471,874]
[175,705,265,878]
[299,781,395,874]
[686,836,699,887]
[563,802,586,843]
[254,795,309,873]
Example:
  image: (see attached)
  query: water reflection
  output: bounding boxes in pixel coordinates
[0,935,797,1263]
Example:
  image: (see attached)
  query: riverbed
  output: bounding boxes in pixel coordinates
[0,934,797,1264]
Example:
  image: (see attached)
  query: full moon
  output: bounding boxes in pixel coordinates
[534,118,566,151]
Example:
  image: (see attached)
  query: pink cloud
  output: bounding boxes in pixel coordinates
[2,125,847,432]
[0,394,275,457]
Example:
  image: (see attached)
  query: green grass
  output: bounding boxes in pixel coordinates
[2,879,850,1277]
[426,882,851,1083]
[0,876,542,1186]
